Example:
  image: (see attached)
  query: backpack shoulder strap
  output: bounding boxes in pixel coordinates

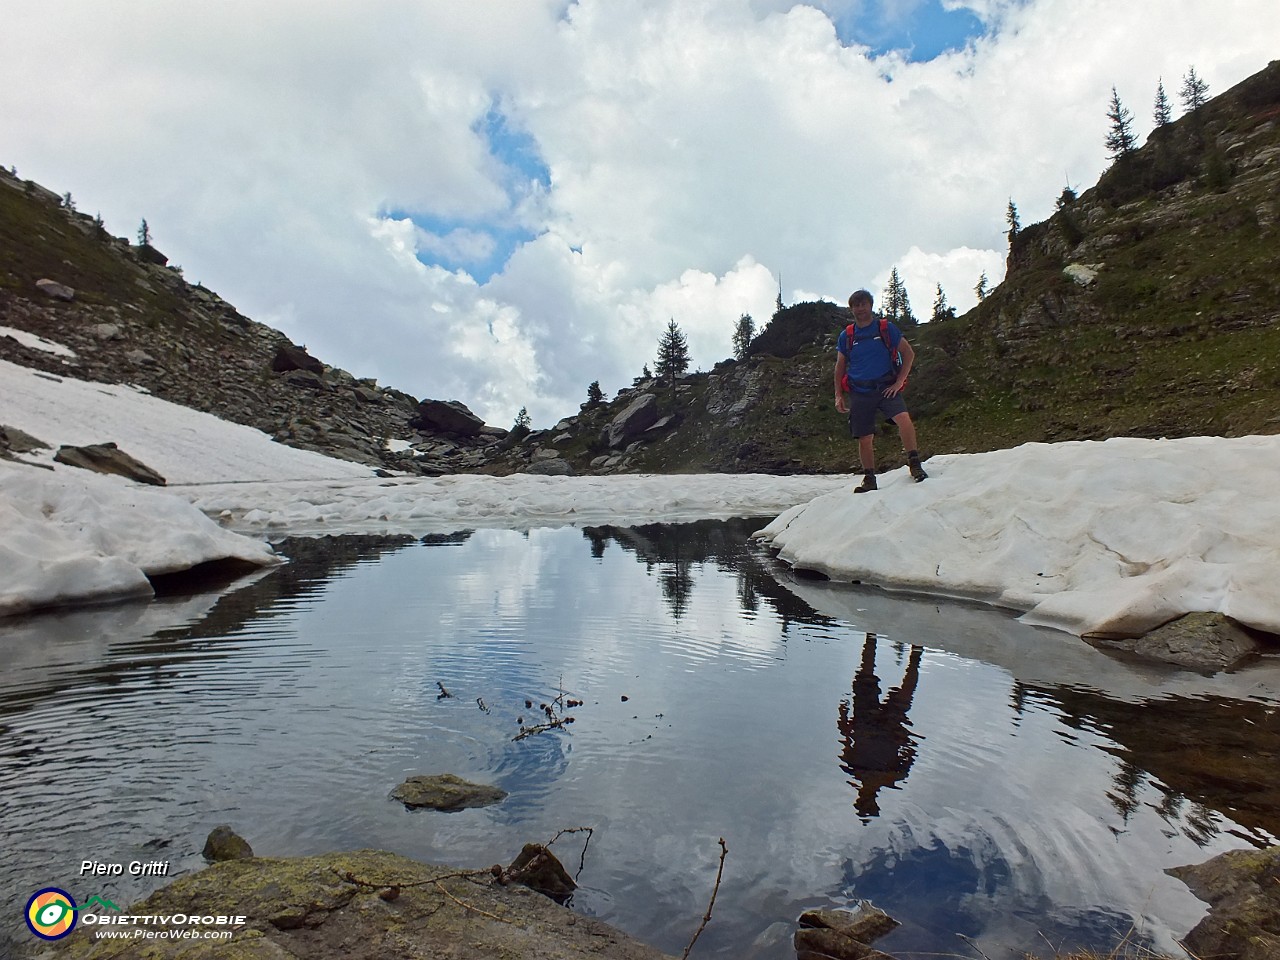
[879,318,900,357]
[880,318,907,385]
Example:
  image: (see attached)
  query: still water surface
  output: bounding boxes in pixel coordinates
[2,520,1278,958]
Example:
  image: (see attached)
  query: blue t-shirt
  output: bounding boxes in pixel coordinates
[837,318,902,386]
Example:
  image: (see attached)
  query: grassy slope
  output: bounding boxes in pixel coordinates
[609,60,1280,475]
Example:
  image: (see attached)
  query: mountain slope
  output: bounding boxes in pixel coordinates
[4,59,1279,479]
[502,58,1280,476]
[0,174,461,473]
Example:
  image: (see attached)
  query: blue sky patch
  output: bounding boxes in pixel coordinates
[480,106,551,192]
[832,0,987,62]
[395,211,537,284]
[397,106,551,283]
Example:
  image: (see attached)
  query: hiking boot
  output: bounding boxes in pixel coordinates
[854,472,878,493]
[908,455,928,483]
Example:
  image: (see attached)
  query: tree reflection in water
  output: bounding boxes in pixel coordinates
[580,518,829,630]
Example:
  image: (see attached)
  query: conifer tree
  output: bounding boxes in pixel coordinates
[655,318,690,386]
[930,283,954,322]
[881,267,915,325]
[975,271,989,302]
[62,192,75,211]
[512,406,532,432]
[1006,199,1020,241]
[586,380,605,406]
[1153,78,1172,127]
[137,218,152,247]
[1105,86,1137,160]
[731,313,755,360]
[1180,66,1209,114]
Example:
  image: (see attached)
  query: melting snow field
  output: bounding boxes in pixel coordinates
[3,356,1280,636]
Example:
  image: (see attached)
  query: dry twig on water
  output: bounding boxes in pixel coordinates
[513,678,582,740]
[545,825,595,878]
[958,933,996,960]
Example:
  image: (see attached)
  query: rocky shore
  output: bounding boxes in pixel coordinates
[27,849,677,960]
[20,832,1280,960]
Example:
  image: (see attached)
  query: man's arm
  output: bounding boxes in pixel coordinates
[884,339,914,397]
[834,352,849,413]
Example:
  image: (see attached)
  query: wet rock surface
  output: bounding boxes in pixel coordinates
[507,843,577,903]
[795,903,900,960]
[203,825,255,862]
[1089,612,1273,671]
[25,849,676,960]
[389,773,507,811]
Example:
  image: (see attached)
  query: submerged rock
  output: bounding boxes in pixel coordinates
[1169,846,1280,960]
[795,902,900,960]
[799,903,899,943]
[390,772,507,811]
[1088,611,1267,671]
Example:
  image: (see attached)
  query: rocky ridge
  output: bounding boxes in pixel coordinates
[0,170,504,476]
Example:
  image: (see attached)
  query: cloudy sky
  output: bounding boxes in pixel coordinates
[3,1,1277,427]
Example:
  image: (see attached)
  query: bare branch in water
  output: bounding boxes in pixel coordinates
[681,837,728,960]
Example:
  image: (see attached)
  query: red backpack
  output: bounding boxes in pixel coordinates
[842,319,906,392]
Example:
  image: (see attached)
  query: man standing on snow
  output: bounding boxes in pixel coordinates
[834,289,927,493]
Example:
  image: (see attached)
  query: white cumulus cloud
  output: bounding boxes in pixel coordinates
[2,0,1276,426]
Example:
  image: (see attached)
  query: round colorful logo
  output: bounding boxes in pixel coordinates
[26,887,78,940]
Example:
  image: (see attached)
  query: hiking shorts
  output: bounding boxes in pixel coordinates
[847,385,908,438]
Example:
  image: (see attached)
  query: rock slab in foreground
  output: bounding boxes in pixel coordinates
[26,849,676,959]
[390,772,507,811]
[1168,846,1280,960]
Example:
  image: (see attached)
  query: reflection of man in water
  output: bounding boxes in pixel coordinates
[838,633,924,819]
